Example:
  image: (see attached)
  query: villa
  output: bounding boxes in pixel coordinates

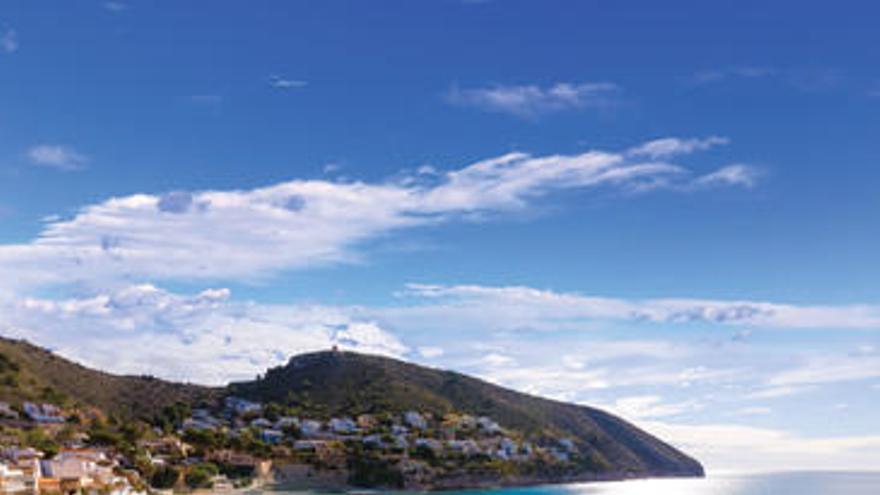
[328,417,357,434]
[0,464,28,495]
[0,403,18,420]
[21,403,63,424]
[404,411,427,430]
[299,420,322,438]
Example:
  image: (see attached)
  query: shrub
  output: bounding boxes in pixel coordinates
[185,463,219,489]
[150,465,180,489]
[348,457,404,489]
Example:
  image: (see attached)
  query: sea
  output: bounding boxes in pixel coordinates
[262,472,880,494]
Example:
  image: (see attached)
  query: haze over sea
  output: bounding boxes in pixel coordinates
[269,472,880,494]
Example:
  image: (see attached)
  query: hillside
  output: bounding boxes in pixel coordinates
[229,351,704,478]
[0,337,218,419]
[0,338,702,480]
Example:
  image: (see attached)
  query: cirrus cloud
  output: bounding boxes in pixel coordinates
[26,145,89,171]
[400,283,880,330]
[447,81,620,117]
[0,27,17,54]
[0,139,754,292]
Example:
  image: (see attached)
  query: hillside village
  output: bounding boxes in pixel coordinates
[0,341,702,493]
[0,393,592,494]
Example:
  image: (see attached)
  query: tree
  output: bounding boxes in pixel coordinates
[185,463,219,489]
[263,402,284,422]
[25,429,59,458]
[154,402,191,433]
[348,457,404,489]
[149,465,180,489]
[86,421,122,448]
[182,428,220,451]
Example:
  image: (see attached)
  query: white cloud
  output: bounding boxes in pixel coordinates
[473,361,739,401]
[604,395,705,420]
[625,139,761,190]
[0,140,752,292]
[687,67,847,95]
[478,365,610,399]
[417,346,444,358]
[733,406,772,416]
[26,145,88,171]
[1,284,406,385]
[103,2,128,13]
[269,76,308,89]
[322,162,342,174]
[0,27,17,54]
[692,164,760,189]
[402,284,880,330]
[744,385,814,400]
[628,137,729,159]
[447,82,619,117]
[641,420,880,472]
[688,67,776,86]
[0,281,737,392]
[483,352,515,367]
[767,355,880,387]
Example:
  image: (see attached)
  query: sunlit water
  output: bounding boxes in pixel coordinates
[447,472,880,495]
[263,472,880,494]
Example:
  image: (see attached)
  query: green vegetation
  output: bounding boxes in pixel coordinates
[149,465,180,489]
[185,463,219,489]
[25,428,60,457]
[229,351,703,477]
[0,337,218,419]
[348,456,404,489]
[0,337,704,491]
[0,352,20,374]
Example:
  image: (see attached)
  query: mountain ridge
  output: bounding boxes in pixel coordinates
[0,337,703,481]
[0,336,220,418]
[230,350,703,478]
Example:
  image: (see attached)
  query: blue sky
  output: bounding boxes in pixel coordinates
[1,0,879,472]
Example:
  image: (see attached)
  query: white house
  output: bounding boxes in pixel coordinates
[182,417,217,431]
[1,448,43,463]
[550,449,570,463]
[558,438,576,452]
[22,402,64,423]
[499,437,518,458]
[250,418,273,429]
[329,417,357,434]
[224,397,262,416]
[0,403,17,419]
[41,449,117,489]
[477,416,502,434]
[414,438,442,453]
[299,419,323,438]
[392,435,410,450]
[293,440,326,452]
[404,411,427,430]
[362,434,383,448]
[0,463,28,494]
[260,429,284,445]
[0,448,41,494]
[274,417,299,429]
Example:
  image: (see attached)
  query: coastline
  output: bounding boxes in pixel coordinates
[260,468,704,493]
